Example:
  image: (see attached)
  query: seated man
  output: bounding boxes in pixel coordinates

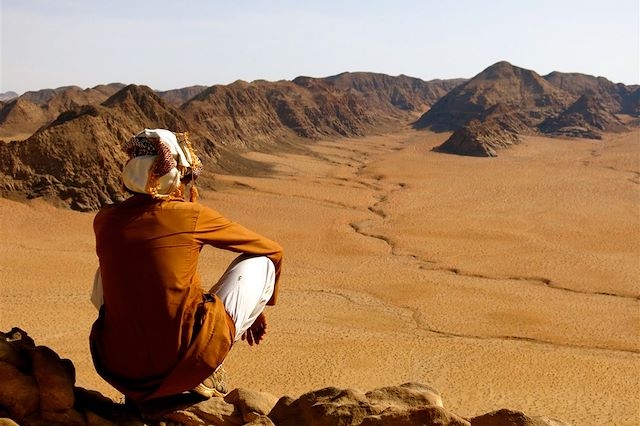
[90,129,283,402]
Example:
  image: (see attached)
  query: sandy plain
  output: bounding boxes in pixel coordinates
[1,129,638,425]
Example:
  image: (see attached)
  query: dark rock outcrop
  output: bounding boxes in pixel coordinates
[435,119,520,157]
[539,94,626,139]
[0,328,566,426]
[620,87,640,116]
[0,327,572,426]
[543,71,639,116]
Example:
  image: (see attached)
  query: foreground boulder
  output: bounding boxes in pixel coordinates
[0,328,571,425]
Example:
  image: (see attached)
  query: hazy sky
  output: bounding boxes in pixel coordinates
[1,0,638,94]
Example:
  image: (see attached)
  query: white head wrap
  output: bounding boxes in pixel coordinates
[121,128,201,199]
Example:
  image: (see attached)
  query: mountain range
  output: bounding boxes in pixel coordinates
[0,62,637,210]
[415,61,638,156]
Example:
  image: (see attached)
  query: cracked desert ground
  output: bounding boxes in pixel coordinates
[1,129,638,425]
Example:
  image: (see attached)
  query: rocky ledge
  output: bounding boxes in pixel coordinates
[0,328,571,425]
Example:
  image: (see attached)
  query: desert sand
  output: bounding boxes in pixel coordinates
[1,129,638,425]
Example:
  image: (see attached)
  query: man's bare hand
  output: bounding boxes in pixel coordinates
[242,312,267,346]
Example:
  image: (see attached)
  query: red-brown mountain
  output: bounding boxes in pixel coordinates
[18,86,79,104]
[180,72,455,149]
[543,71,639,115]
[157,85,208,105]
[420,62,638,157]
[181,81,293,150]
[266,78,375,138]
[181,78,371,150]
[19,84,125,106]
[539,94,626,139]
[0,98,48,140]
[414,61,573,131]
[322,72,466,115]
[1,72,458,210]
[0,84,125,141]
[0,85,190,210]
[435,118,521,157]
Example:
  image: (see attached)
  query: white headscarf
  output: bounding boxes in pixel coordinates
[121,129,200,198]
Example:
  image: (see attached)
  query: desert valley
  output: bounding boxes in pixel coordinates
[0,61,638,425]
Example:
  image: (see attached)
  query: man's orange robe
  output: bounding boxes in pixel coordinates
[90,194,283,401]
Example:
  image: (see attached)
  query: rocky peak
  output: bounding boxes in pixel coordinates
[19,86,81,105]
[544,71,639,115]
[103,84,189,132]
[102,84,161,107]
[539,93,626,139]
[0,98,46,126]
[434,118,521,157]
[414,61,572,131]
[475,60,518,80]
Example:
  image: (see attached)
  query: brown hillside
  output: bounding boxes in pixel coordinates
[322,72,465,114]
[0,84,125,141]
[43,86,122,119]
[181,74,406,150]
[181,81,287,150]
[435,118,520,157]
[0,98,48,141]
[621,87,640,116]
[272,77,375,136]
[414,61,573,131]
[539,94,626,139]
[19,86,80,105]
[544,71,639,115]
[157,85,208,105]
[0,85,195,211]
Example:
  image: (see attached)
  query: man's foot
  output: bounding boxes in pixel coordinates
[192,365,228,398]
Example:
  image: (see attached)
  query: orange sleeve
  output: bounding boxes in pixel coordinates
[194,205,283,305]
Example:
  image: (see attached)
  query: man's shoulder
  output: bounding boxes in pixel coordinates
[94,196,217,221]
[160,198,205,213]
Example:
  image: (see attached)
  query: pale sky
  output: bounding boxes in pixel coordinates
[1,0,638,94]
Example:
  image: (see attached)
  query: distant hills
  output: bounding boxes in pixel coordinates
[0,91,19,102]
[0,84,125,141]
[0,64,637,210]
[0,72,459,210]
[415,61,638,156]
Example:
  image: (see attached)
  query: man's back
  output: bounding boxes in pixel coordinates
[91,195,234,400]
